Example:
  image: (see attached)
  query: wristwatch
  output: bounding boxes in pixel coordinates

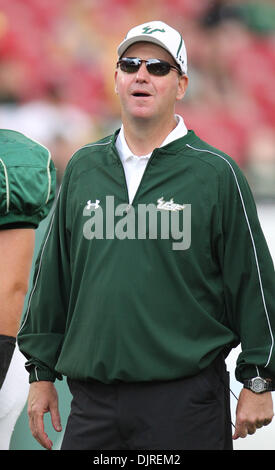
[243,376,273,394]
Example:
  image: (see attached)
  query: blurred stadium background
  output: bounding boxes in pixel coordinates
[0,0,274,450]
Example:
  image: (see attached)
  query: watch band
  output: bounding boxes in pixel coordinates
[243,376,273,393]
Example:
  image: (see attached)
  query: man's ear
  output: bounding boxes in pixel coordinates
[176,74,188,101]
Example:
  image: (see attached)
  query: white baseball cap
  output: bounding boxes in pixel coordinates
[117,21,187,75]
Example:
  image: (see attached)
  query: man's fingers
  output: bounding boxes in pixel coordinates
[27,382,61,449]
[234,389,274,440]
[233,420,257,438]
[35,413,53,450]
[28,410,53,450]
[50,403,62,432]
[233,416,273,439]
[233,423,248,439]
[247,425,257,435]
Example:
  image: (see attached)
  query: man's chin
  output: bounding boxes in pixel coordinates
[129,108,156,122]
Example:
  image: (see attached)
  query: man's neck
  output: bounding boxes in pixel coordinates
[122,115,178,156]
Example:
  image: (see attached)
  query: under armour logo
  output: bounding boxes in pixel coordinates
[86,199,100,210]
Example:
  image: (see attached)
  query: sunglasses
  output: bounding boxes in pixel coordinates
[117,57,182,76]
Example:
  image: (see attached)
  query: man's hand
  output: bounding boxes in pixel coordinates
[28,381,62,450]
[233,388,274,439]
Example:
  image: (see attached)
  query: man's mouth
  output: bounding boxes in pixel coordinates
[132,92,151,97]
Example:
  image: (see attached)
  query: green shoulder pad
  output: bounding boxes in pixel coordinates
[0,129,56,228]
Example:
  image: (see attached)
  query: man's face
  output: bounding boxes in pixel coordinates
[115,42,188,123]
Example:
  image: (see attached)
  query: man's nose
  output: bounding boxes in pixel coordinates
[135,62,150,81]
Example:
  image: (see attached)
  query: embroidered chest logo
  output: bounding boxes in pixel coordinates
[157,197,186,212]
[85,199,100,210]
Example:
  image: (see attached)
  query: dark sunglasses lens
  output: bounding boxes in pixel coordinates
[147,60,171,76]
[120,58,140,73]
[118,58,174,76]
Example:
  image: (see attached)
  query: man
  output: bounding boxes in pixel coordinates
[18,21,275,450]
[0,129,56,449]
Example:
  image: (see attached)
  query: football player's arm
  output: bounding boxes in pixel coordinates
[0,228,35,389]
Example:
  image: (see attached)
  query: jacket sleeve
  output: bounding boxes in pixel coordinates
[216,156,275,384]
[17,163,73,383]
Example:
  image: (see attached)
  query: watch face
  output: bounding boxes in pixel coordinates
[252,378,265,393]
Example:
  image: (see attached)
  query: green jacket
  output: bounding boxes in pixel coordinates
[18,129,275,385]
